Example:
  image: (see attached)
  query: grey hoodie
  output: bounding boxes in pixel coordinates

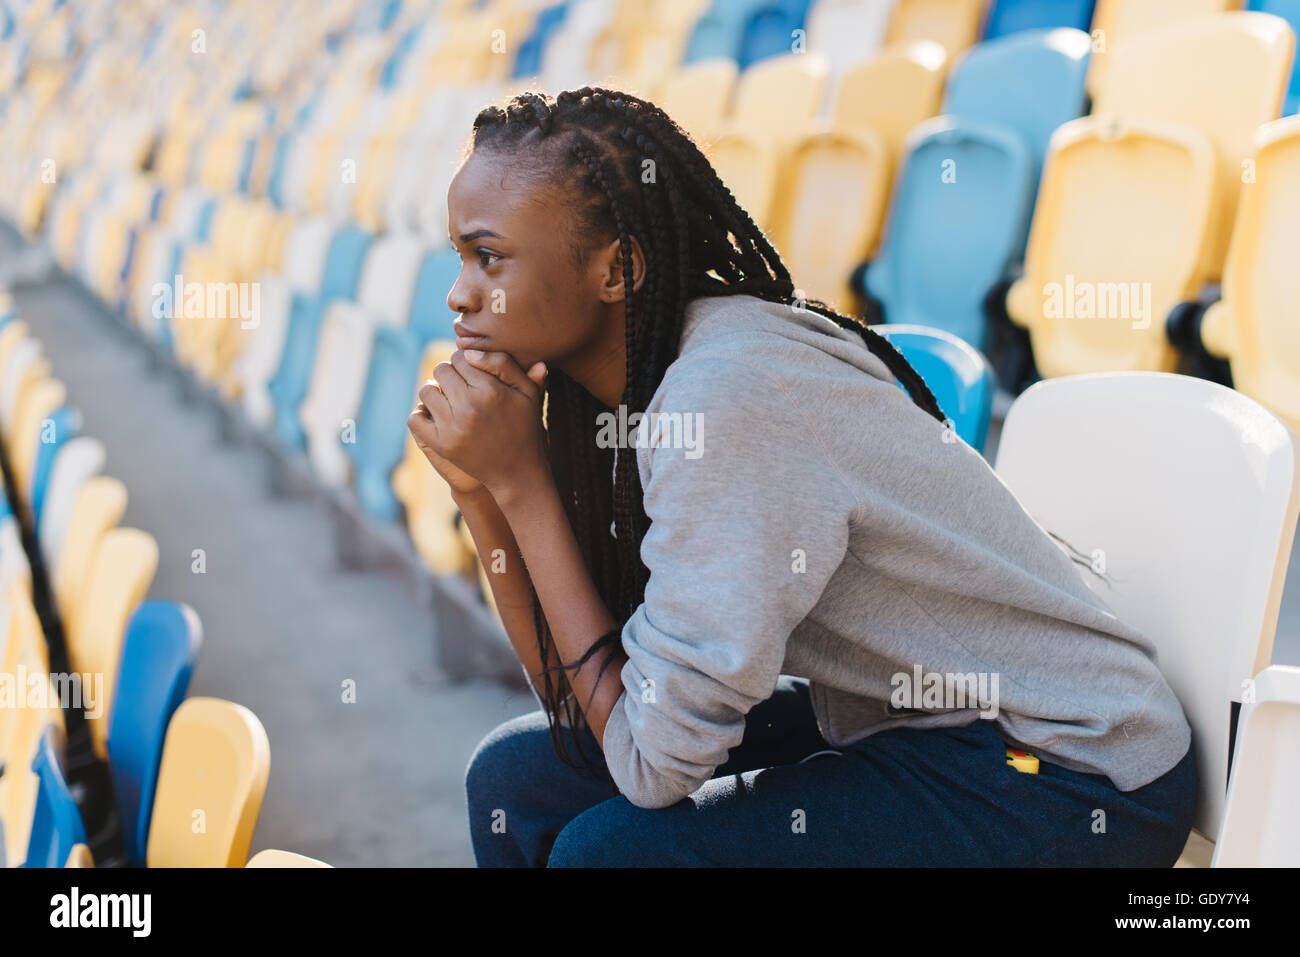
[589,293,1192,810]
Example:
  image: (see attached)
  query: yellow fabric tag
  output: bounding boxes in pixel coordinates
[1005,746,1040,774]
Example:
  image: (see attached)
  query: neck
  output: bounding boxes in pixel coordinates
[558,302,628,409]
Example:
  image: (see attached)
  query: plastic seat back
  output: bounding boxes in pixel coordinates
[31,405,80,529]
[350,326,423,523]
[772,129,891,312]
[23,726,87,868]
[983,0,1097,39]
[1201,116,1300,434]
[1006,116,1217,375]
[356,232,427,326]
[146,697,270,868]
[1213,664,1300,865]
[68,527,159,760]
[52,476,128,631]
[37,436,106,572]
[108,601,202,866]
[407,247,461,346]
[807,0,897,87]
[300,303,376,487]
[730,51,829,144]
[887,0,987,56]
[247,848,332,867]
[995,372,1300,841]
[1248,0,1300,113]
[658,59,739,144]
[1093,11,1296,280]
[871,323,996,452]
[685,0,769,63]
[12,377,66,505]
[867,117,1035,353]
[1088,0,1242,97]
[739,1,811,68]
[706,130,781,230]
[831,41,949,168]
[944,27,1093,179]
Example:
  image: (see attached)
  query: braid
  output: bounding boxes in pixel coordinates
[466,87,948,777]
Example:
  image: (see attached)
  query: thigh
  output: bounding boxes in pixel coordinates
[714,674,837,777]
[546,718,1196,867]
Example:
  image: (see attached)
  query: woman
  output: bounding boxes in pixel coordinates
[407,88,1198,867]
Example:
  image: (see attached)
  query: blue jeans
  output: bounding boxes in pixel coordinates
[464,675,1198,866]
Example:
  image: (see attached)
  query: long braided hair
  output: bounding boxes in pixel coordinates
[466,87,950,778]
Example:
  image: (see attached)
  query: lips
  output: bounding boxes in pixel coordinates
[453,320,487,349]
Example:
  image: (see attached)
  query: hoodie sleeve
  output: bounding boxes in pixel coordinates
[599,357,858,809]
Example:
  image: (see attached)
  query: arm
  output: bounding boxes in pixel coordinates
[452,485,585,712]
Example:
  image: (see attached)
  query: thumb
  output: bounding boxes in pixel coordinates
[526,361,548,386]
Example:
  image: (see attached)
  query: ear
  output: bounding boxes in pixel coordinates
[596,234,647,302]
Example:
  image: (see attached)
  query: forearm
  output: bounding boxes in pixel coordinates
[452,487,569,706]
[493,479,627,749]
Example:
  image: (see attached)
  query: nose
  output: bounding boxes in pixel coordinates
[447,268,476,316]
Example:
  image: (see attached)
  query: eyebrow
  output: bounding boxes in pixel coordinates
[457,229,504,243]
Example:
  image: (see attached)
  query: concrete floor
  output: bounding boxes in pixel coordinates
[4,226,1297,867]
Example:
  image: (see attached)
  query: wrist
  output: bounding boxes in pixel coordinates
[488,458,555,513]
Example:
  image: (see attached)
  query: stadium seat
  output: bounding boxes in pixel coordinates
[684,0,771,63]
[407,246,461,345]
[355,232,428,326]
[1197,116,1300,433]
[108,601,203,867]
[864,117,1035,354]
[983,0,1098,40]
[1004,116,1217,376]
[1248,0,1300,114]
[513,2,570,80]
[64,843,94,868]
[1087,0,1244,98]
[831,40,950,169]
[770,128,891,311]
[1093,11,1296,280]
[146,697,270,868]
[0,333,45,439]
[728,51,829,146]
[871,323,997,452]
[11,376,66,505]
[38,436,106,595]
[995,371,1300,846]
[65,526,159,760]
[1212,664,1300,865]
[657,58,739,145]
[706,130,782,231]
[739,0,814,68]
[30,403,80,528]
[0,498,33,602]
[52,476,128,632]
[300,303,376,487]
[942,27,1092,182]
[22,725,87,868]
[887,0,988,57]
[808,0,898,90]
[246,848,333,867]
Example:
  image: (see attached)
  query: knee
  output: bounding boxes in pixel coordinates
[547,805,630,868]
[464,712,550,810]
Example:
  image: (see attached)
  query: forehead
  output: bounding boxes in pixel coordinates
[447,150,565,233]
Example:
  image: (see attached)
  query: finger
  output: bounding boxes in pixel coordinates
[407,404,440,450]
[449,348,503,392]
[459,348,539,397]
[431,360,471,414]
[416,379,453,428]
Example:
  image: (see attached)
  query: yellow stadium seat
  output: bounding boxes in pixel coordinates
[658,59,739,146]
[147,697,270,868]
[11,376,66,504]
[1088,0,1243,97]
[729,52,830,146]
[887,0,988,57]
[705,130,782,232]
[65,843,95,867]
[52,477,128,655]
[831,40,950,171]
[392,342,476,578]
[1005,115,1218,377]
[1200,116,1300,434]
[1093,10,1295,280]
[246,848,333,867]
[69,527,159,759]
[0,580,55,772]
[770,128,892,313]
[615,0,710,96]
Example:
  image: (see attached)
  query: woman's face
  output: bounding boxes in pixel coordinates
[445,148,640,377]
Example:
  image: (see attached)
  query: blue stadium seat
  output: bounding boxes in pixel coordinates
[983,0,1097,40]
[514,2,569,78]
[348,326,423,523]
[944,27,1092,182]
[268,226,373,449]
[1249,0,1300,114]
[871,323,997,452]
[739,0,814,67]
[863,118,1035,355]
[31,404,81,529]
[107,600,202,867]
[22,726,87,868]
[407,247,461,345]
[685,0,770,63]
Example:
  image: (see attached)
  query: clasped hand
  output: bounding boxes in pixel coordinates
[407,348,549,499]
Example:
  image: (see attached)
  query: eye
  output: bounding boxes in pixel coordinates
[475,249,502,268]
